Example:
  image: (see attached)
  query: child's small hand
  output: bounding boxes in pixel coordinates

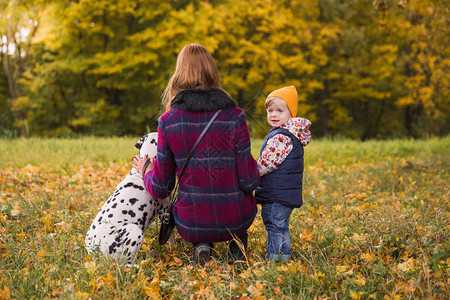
[132,155,154,175]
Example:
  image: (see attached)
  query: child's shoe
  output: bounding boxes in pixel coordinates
[229,240,245,261]
[228,233,248,263]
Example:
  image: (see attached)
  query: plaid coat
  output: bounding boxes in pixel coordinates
[144,88,259,243]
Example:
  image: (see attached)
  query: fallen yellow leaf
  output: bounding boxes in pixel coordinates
[247,281,265,296]
[0,286,10,300]
[336,265,348,274]
[350,290,362,300]
[75,291,89,300]
[361,253,375,262]
[355,275,366,286]
[397,258,415,273]
[84,261,96,275]
[16,230,26,239]
[336,265,353,275]
[272,286,283,297]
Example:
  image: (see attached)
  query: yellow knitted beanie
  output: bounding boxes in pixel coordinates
[266,85,298,117]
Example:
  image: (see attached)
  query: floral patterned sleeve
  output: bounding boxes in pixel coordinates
[257,134,293,176]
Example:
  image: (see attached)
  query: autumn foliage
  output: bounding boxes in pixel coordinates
[1,0,449,138]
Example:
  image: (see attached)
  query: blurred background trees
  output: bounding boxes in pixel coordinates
[1,0,448,138]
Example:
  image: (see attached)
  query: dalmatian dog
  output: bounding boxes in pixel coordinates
[85,132,171,264]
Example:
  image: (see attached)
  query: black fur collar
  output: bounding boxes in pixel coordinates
[170,88,237,112]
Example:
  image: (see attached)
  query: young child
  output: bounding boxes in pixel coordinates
[255,85,311,262]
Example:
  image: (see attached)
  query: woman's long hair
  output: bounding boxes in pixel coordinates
[161,44,223,112]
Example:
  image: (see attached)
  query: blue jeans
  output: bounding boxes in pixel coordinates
[261,202,293,262]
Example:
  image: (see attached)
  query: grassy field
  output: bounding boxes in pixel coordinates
[0,136,449,299]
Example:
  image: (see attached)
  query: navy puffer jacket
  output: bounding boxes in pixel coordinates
[255,127,304,208]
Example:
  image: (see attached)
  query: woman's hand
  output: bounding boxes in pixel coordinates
[132,155,154,176]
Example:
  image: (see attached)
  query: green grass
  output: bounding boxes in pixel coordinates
[0,137,139,170]
[0,136,449,299]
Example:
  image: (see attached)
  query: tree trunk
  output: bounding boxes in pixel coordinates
[319,79,330,136]
[404,101,422,138]
[3,0,21,100]
[404,104,413,136]
[24,19,40,65]
[372,99,386,138]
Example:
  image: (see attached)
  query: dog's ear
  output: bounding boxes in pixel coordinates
[135,134,149,150]
[139,132,158,158]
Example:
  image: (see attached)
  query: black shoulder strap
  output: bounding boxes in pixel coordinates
[172,109,222,203]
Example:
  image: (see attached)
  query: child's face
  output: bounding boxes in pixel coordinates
[266,98,292,128]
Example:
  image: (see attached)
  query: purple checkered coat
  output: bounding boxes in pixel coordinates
[144,88,260,244]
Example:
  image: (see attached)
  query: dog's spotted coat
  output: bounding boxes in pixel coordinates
[85,133,171,264]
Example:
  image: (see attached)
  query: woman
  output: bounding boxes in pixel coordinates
[133,43,259,265]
